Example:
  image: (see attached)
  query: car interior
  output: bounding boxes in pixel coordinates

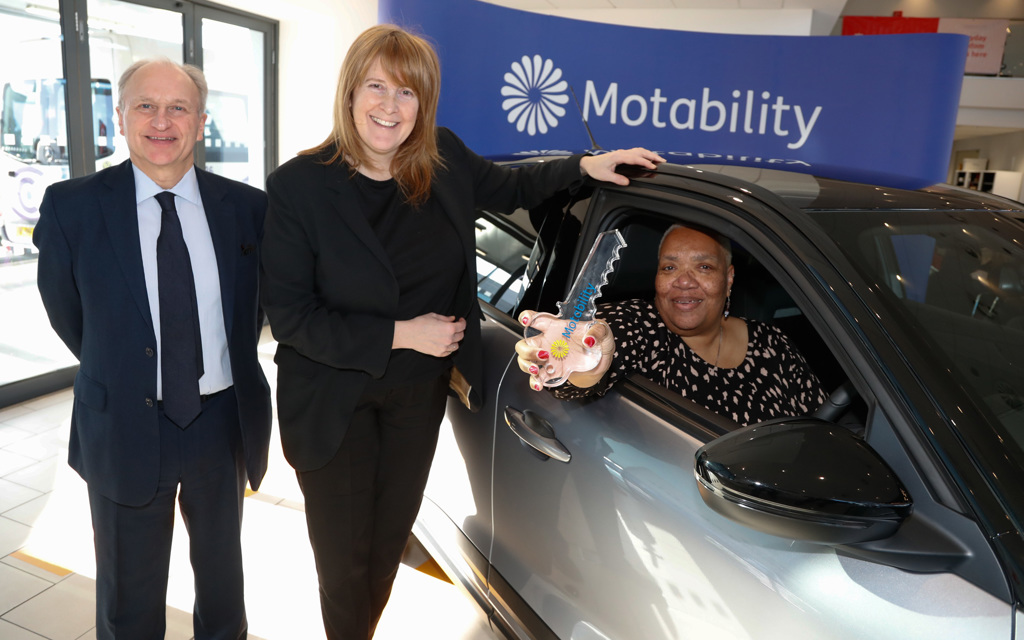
[473,203,869,434]
[474,213,534,313]
[598,213,866,432]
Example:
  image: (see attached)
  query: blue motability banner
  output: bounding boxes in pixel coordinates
[380,0,967,189]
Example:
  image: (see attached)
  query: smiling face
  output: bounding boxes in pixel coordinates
[351,59,419,175]
[654,226,735,337]
[116,61,206,188]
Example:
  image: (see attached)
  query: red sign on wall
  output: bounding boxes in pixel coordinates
[842,15,1008,75]
[841,16,939,35]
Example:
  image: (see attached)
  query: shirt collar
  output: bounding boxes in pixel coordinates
[131,162,201,207]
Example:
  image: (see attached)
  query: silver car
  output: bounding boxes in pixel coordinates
[415,161,1024,639]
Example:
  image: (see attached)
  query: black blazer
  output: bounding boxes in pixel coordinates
[35,160,273,506]
[261,127,584,471]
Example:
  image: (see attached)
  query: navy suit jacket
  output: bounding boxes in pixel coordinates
[35,160,272,507]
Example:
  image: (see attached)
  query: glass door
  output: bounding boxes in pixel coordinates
[0,0,276,406]
[0,2,79,387]
[196,10,270,188]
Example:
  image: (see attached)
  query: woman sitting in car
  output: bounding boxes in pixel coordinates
[515,223,827,426]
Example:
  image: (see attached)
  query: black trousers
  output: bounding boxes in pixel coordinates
[88,388,247,640]
[296,372,450,640]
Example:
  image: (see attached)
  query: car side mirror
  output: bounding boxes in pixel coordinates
[694,419,912,545]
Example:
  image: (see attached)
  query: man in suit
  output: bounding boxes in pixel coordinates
[34,58,271,640]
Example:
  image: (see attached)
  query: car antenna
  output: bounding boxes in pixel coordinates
[570,85,602,152]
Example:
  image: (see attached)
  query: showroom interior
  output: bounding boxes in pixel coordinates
[1,0,1023,638]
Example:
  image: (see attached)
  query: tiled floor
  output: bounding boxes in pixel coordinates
[0,331,497,640]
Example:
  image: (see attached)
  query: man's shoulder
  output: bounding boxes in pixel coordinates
[46,161,130,198]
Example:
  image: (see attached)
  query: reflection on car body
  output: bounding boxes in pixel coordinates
[415,160,1024,640]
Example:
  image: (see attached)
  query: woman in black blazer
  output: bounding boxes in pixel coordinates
[260,24,662,639]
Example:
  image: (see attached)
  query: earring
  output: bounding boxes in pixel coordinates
[724,294,731,319]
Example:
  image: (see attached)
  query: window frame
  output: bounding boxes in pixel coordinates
[0,0,277,407]
[58,0,277,181]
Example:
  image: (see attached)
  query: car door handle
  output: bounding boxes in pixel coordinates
[504,407,571,463]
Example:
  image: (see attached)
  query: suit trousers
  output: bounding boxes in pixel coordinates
[296,371,451,640]
[88,388,247,640]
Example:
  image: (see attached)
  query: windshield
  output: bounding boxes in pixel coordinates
[818,209,1024,439]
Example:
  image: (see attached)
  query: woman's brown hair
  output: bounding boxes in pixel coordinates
[302,24,443,206]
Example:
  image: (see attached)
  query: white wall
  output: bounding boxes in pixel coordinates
[952,130,1024,196]
[836,0,1024,27]
[958,76,1024,129]
[503,8,817,36]
[481,0,849,35]
[213,0,379,164]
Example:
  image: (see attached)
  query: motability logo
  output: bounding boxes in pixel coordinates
[500,55,824,150]
[500,55,569,136]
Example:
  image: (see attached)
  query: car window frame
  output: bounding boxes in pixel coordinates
[571,189,858,416]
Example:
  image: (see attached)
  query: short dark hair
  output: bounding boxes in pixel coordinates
[659,223,733,265]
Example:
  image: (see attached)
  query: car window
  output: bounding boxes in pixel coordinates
[821,209,1024,442]
[596,212,862,432]
[474,211,533,314]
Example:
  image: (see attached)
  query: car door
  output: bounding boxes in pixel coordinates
[417,207,545,615]
[485,188,1015,639]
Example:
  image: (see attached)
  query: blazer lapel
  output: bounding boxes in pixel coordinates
[196,169,238,340]
[324,164,395,279]
[103,161,155,334]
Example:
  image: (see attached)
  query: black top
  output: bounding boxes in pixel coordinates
[261,127,587,471]
[555,299,827,426]
[354,171,464,389]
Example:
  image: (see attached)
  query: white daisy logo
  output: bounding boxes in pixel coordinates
[501,55,570,136]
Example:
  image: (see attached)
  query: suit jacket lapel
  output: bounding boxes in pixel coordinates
[324,163,395,279]
[197,169,238,340]
[103,161,155,334]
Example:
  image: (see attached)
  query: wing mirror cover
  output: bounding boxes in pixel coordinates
[695,420,912,545]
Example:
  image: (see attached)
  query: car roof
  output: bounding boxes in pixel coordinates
[647,163,1024,213]
[500,155,1024,214]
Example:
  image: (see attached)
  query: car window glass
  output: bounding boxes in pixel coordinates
[821,210,1024,442]
[474,212,533,314]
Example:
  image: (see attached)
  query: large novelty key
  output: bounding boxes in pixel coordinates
[522,229,626,387]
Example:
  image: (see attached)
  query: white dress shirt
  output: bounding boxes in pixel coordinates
[133,164,233,399]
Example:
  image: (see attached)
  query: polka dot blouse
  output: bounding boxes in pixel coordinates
[554,299,828,426]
